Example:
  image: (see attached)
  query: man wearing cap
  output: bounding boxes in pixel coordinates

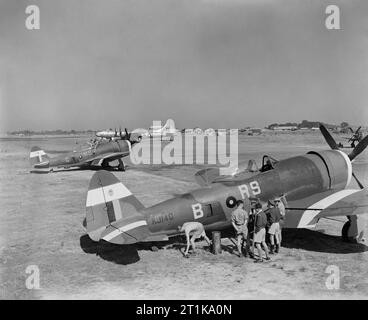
[265,199,283,254]
[253,202,270,262]
[178,221,212,258]
[231,200,250,257]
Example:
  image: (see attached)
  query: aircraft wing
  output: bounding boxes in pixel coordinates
[86,152,130,165]
[194,160,259,186]
[284,188,368,229]
[56,152,130,169]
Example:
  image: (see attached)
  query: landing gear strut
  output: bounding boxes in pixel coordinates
[117,159,125,172]
[342,215,366,244]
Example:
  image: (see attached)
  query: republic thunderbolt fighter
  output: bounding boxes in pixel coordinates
[30,130,140,172]
[83,125,368,246]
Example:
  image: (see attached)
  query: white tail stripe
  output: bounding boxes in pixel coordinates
[86,182,132,207]
[297,189,360,228]
[30,150,46,158]
[102,220,147,241]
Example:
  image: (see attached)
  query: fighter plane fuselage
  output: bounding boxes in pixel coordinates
[140,149,351,237]
[33,140,131,170]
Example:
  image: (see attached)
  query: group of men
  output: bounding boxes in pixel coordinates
[178,196,285,263]
[231,196,285,262]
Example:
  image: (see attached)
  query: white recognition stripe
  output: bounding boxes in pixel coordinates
[86,182,132,207]
[297,189,360,228]
[102,220,147,241]
[30,150,46,158]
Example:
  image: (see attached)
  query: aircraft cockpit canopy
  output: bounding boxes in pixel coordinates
[260,155,278,172]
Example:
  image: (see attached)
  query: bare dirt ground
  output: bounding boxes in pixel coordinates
[0,132,368,300]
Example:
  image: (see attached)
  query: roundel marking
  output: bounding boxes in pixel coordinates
[226,196,237,208]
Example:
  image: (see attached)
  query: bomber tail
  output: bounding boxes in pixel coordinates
[84,170,149,244]
[163,119,176,132]
[29,146,50,168]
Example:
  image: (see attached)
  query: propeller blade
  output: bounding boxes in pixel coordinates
[355,126,362,134]
[319,124,339,150]
[348,134,368,161]
[352,171,364,189]
[125,128,130,140]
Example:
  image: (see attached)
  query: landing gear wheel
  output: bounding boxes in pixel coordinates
[341,216,366,244]
[341,220,351,242]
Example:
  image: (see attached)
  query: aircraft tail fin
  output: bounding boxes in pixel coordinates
[163,119,176,132]
[84,170,149,244]
[29,146,50,168]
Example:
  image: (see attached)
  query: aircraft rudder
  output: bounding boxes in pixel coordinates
[85,170,147,244]
[29,146,49,166]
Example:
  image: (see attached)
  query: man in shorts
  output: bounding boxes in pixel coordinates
[254,202,270,263]
[231,200,250,257]
[178,221,212,257]
[266,199,282,254]
[274,196,285,251]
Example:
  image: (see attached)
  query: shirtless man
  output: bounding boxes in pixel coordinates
[178,222,212,257]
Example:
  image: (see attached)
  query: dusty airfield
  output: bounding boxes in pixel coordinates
[1,132,368,300]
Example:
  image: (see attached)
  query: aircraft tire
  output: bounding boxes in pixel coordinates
[341,220,350,242]
[341,217,366,244]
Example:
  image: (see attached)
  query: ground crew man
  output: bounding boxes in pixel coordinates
[231,200,250,257]
[266,200,282,254]
[178,221,212,258]
[274,197,285,249]
[253,202,270,263]
[247,197,260,258]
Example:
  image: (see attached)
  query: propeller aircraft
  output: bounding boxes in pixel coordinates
[83,124,368,248]
[30,130,141,172]
[339,126,364,148]
[96,127,142,142]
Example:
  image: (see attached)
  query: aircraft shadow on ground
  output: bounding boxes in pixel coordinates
[79,234,193,265]
[80,234,140,265]
[80,226,367,265]
[281,228,368,254]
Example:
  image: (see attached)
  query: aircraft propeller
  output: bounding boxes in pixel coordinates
[319,124,367,189]
[348,134,368,161]
[319,124,339,150]
[124,128,131,141]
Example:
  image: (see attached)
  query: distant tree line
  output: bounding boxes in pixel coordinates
[7,129,95,136]
[267,120,341,130]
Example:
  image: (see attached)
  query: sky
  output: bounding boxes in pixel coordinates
[0,0,368,131]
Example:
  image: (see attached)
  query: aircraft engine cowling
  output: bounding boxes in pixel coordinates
[307,150,352,190]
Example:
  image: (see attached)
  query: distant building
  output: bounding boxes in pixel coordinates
[204,128,216,136]
[272,126,298,131]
